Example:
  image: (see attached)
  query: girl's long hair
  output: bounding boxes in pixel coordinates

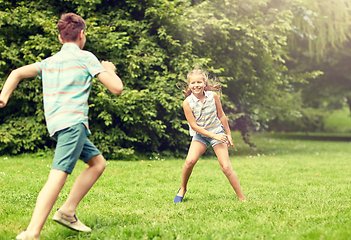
[184,68,222,98]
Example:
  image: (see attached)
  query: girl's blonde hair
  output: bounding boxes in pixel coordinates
[184,68,222,98]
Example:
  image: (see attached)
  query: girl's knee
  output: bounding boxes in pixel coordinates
[184,158,197,168]
[221,165,233,176]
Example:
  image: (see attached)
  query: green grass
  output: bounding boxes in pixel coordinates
[1,131,351,239]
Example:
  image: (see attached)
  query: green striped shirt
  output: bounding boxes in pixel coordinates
[35,43,105,136]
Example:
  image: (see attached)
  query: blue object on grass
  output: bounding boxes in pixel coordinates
[173,188,187,203]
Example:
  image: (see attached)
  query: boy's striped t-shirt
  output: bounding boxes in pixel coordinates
[186,91,224,136]
[35,43,106,137]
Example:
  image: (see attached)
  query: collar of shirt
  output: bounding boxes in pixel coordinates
[61,42,80,51]
[190,91,208,103]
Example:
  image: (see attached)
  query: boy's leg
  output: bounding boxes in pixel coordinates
[58,154,106,216]
[19,169,68,239]
[18,124,89,239]
[178,141,207,197]
[213,143,246,201]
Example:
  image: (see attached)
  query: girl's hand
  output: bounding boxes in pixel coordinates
[227,135,234,149]
[212,134,229,144]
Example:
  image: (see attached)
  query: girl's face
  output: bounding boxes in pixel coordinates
[188,75,206,96]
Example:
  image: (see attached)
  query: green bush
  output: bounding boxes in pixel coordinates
[0,0,322,158]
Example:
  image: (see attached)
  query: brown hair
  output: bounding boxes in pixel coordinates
[184,68,222,98]
[57,13,86,42]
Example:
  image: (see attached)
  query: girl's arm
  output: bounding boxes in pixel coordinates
[0,64,38,108]
[213,92,234,148]
[183,98,228,144]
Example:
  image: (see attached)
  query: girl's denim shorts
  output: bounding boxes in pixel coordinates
[192,131,225,147]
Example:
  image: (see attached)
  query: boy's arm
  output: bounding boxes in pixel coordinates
[96,61,123,95]
[0,64,38,108]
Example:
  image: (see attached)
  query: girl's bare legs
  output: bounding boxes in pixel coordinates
[57,154,106,216]
[177,141,207,197]
[213,143,246,201]
[20,169,68,239]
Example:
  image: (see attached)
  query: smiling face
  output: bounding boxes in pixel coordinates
[188,74,206,96]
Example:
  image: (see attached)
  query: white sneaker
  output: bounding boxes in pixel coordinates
[16,230,38,240]
[53,209,91,232]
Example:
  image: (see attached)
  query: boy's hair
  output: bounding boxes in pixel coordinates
[184,68,222,98]
[57,13,86,42]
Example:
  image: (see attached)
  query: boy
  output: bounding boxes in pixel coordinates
[0,13,123,240]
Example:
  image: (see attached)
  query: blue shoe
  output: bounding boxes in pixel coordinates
[173,188,187,203]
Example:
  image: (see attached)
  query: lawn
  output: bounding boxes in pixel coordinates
[0,131,351,239]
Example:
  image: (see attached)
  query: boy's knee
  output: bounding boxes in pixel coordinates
[96,157,106,173]
[88,155,106,173]
[97,162,106,174]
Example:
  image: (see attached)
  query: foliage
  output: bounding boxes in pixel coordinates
[249,0,351,132]
[0,0,344,157]
[283,0,351,125]
[85,1,195,158]
[0,0,196,158]
[287,0,351,60]
[324,104,351,133]
[182,0,322,140]
[287,39,351,113]
[0,116,52,154]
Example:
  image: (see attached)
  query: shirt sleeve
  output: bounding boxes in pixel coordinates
[34,62,43,79]
[85,52,106,77]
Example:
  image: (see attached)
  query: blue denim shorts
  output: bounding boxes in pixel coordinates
[52,123,101,174]
[192,131,225,147]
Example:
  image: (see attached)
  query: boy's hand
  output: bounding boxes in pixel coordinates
[101,60,116,73]
[97,60,123,95]
[0,99,6,108]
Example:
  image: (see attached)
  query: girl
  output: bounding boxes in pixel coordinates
[173,68,246,203]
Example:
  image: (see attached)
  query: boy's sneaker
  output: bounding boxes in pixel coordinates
[16,230,38,240]
[53,209,91,232]
[16,231,32,240]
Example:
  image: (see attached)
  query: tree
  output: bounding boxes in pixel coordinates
[181,0,321,139]
[288,0,351,60]
[0,0,199,157]
[284,0,351,129]
[0,0,332,157]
